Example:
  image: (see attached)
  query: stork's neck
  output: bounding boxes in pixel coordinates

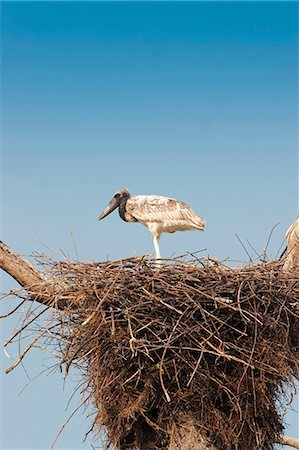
[118,192,130,222]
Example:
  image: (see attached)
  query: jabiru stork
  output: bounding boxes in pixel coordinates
[98,189,205,262]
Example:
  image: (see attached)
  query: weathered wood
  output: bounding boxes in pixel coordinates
[0,241,67,308]
[279,435,299,449]
[168,415,216,450]
[0,241,46,287]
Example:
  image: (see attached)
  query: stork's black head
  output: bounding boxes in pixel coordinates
[98,189,130,220]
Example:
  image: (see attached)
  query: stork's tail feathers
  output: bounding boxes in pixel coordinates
[195,216,205,231]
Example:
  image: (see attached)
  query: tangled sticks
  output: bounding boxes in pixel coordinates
[1,243,299,449]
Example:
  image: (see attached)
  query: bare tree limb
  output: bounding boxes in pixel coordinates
[277,435,299,449]
[0,241,46,288]
[0,241,66,308]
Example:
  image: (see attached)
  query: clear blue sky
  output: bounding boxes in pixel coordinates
[1,1,298,449]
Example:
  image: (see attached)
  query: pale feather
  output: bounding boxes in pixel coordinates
[283,217,299,271]
[126,195,205,229]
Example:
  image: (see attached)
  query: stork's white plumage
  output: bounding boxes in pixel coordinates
[282,216,299,271]
[98,189,205,262]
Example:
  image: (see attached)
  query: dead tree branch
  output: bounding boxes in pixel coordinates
[0,241,67,308]
[278,435,299,449]
[0,241,46,288]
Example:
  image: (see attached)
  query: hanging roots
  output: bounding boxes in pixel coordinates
[3,256,299,449]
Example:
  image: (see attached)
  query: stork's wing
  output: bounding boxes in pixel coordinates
[286,217,299,240]
[126,195,205,227]
[283,217,299,270]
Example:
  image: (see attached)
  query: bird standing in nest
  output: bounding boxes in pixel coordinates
[98,189,205,263]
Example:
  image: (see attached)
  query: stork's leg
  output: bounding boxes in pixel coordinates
[153,235,161,263]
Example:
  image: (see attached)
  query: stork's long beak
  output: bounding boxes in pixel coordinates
[98,197,120,220]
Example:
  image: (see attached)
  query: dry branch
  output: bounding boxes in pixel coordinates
[0,241,68,308]
[0,241,46,288]
[1,242,299,449]
[278,436,299,449]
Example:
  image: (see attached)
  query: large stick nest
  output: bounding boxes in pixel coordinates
[5,257,299,449]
